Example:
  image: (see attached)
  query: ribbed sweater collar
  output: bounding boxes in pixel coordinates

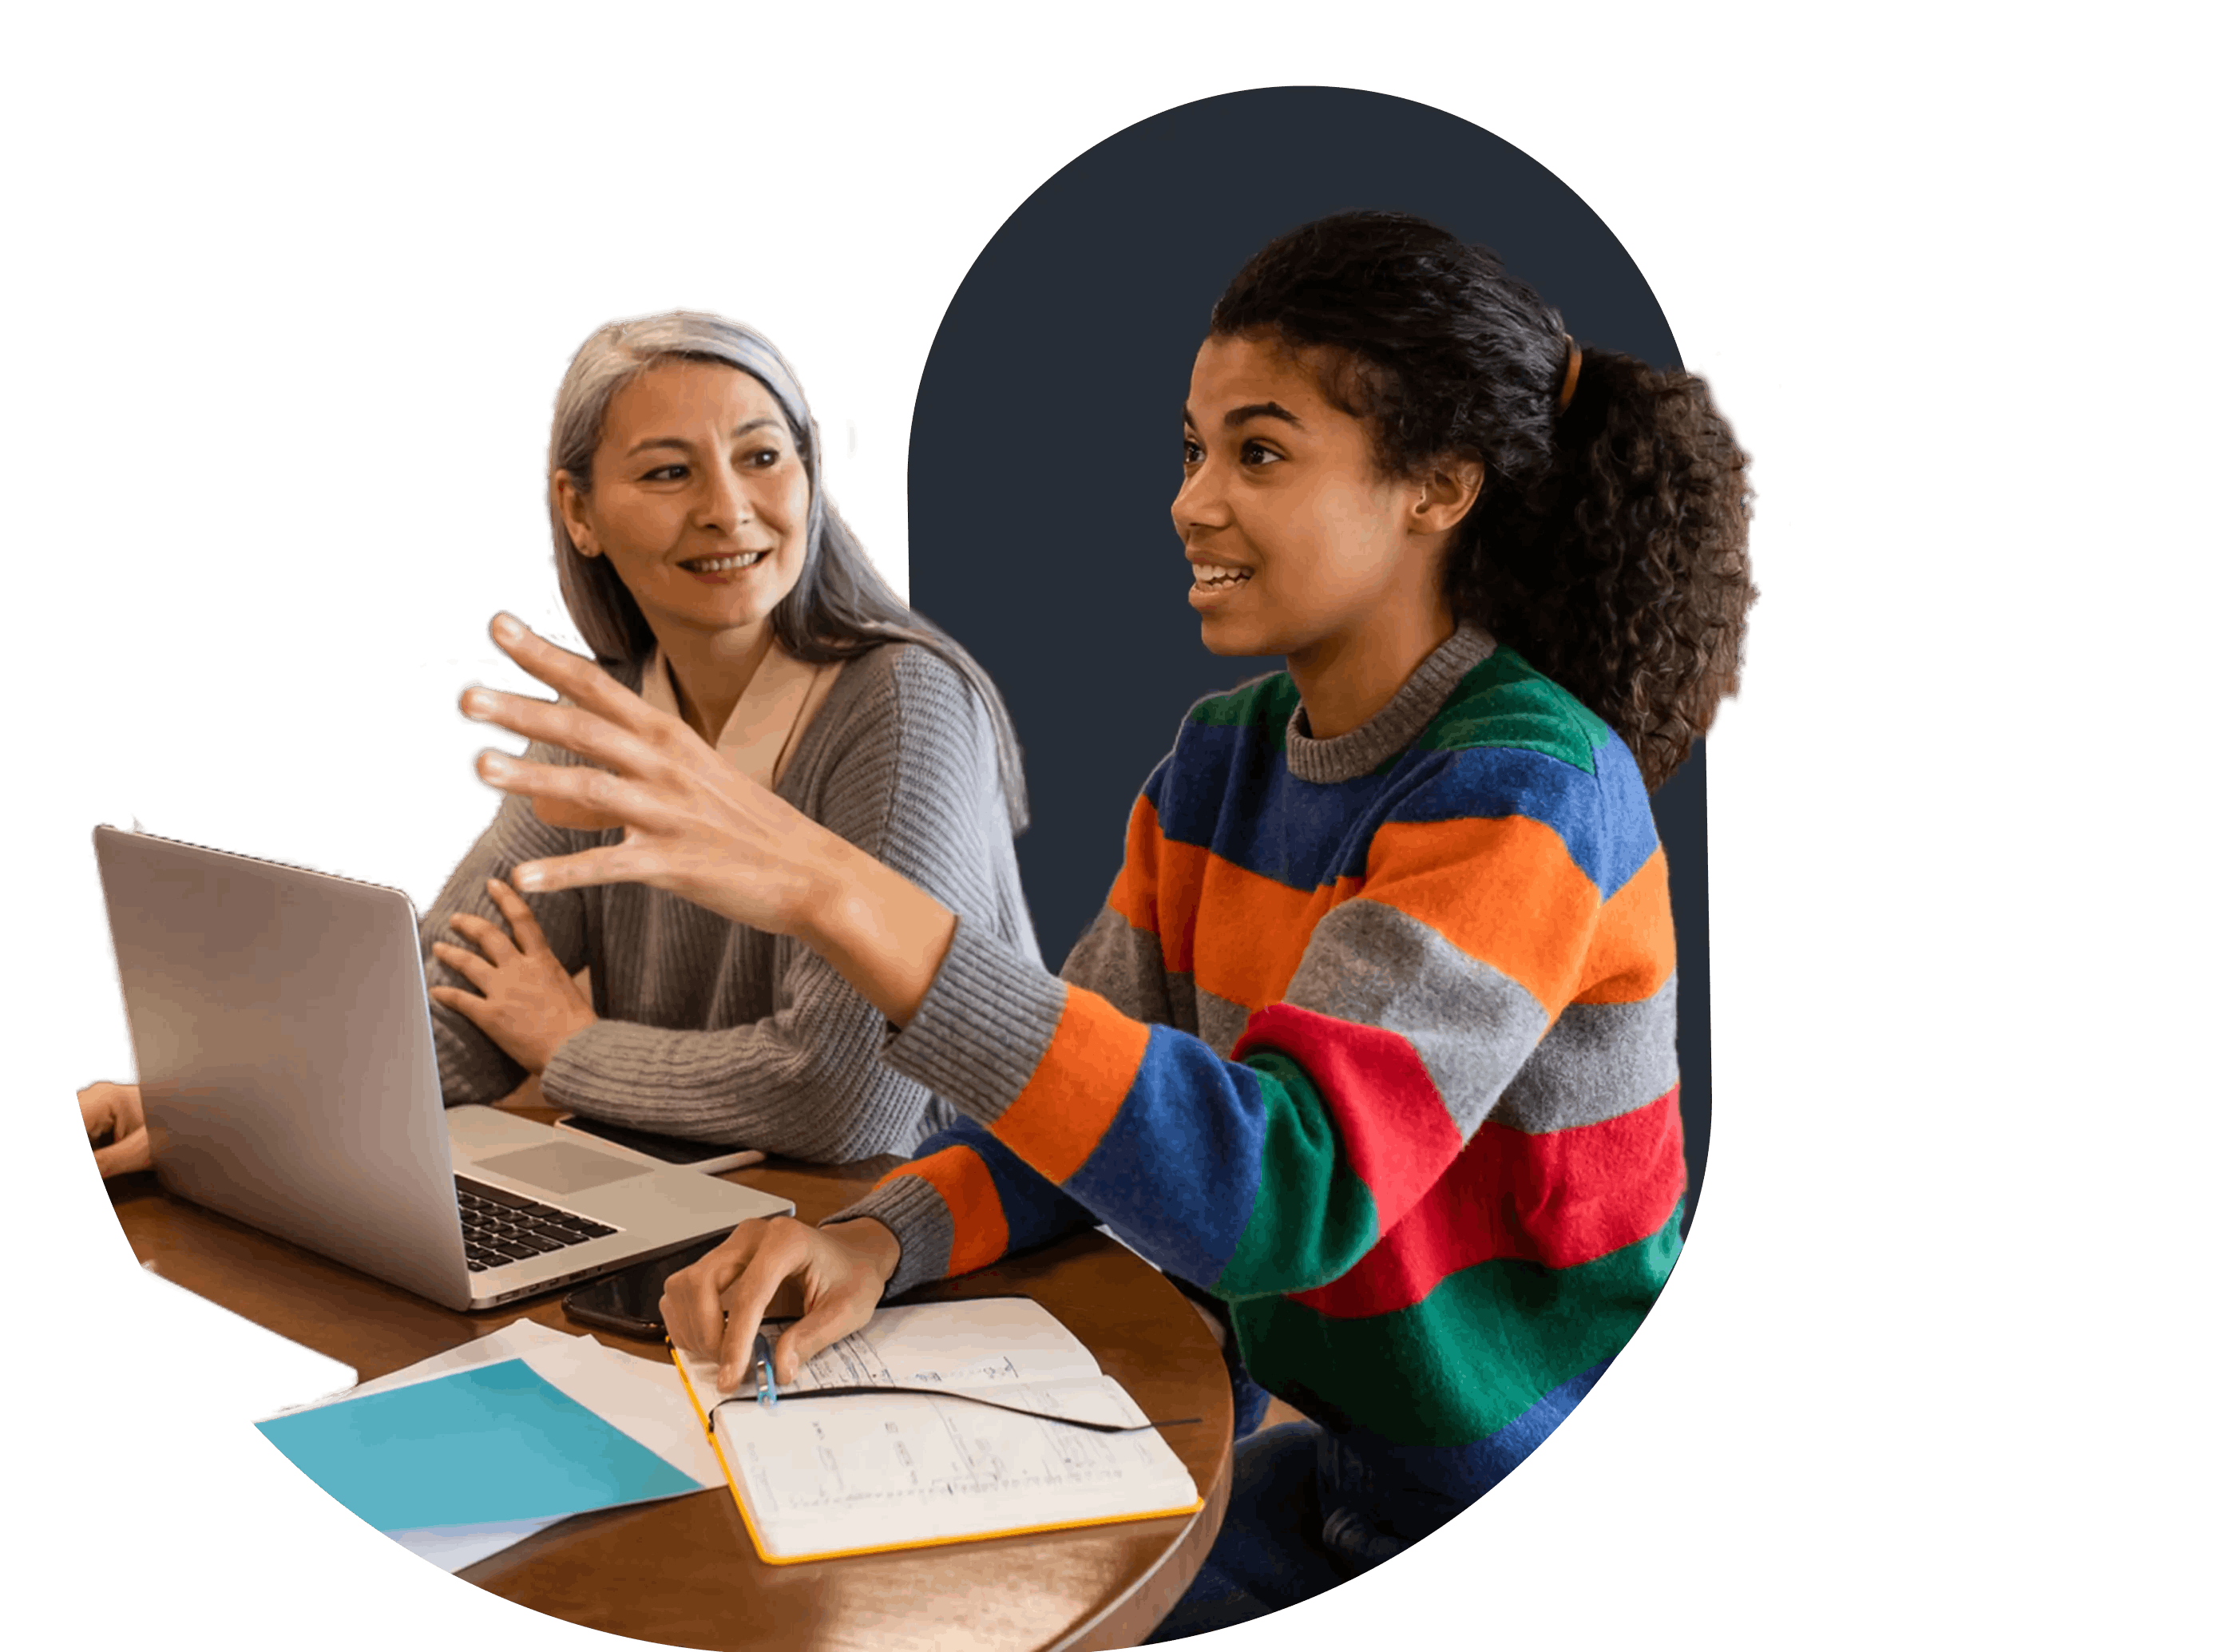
[1284,624,1498,785]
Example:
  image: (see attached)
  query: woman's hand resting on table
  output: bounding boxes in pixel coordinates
[79,1080,150,1177]
[462,613,958,1028]
[428,878,597,1072]
[660,1215,902,1391]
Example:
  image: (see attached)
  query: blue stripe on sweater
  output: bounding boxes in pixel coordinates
[1060,1024,1270,1290]
[1147,727,1658,900]
[909,1119,1096,1257]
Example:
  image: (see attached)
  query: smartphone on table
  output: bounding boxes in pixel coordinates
[553,1114,763,1175]
[563,1230,732,1340]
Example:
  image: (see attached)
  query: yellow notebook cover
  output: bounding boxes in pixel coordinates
[670,1297,1203,1564]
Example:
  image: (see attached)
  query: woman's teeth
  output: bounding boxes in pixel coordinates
[1192,565,1252,589]
[683,552,766,573]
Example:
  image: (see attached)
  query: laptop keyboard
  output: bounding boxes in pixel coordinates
[456,1176,618,1273]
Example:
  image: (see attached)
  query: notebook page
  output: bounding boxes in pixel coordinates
[783,1297,1106,1396]
[712,1375,1198,1559]
[672,1298,1199,1559]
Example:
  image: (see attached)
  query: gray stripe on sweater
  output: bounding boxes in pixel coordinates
[1282,897,1546,1138]
[882,917,1069,1131]
[1195,991,1250,1062]
[825,1175,957,1300]
[1494,974,1679,1135]
[1061,905,1171,1024]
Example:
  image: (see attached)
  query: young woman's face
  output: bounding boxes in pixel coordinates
[1174,332,1433,661]
[557,359,811,644]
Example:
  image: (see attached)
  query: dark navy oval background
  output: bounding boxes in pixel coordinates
[908,87,1713,1232]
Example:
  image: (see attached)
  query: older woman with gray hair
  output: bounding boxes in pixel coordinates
[415,311,1036,1162]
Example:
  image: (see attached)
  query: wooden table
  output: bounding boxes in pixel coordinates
[106,1118,1234,1651]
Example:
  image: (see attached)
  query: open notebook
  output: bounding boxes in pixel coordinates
[672,1296,1203,1563]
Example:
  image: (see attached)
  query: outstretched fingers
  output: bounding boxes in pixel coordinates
[474,747,656,830]
[462,687,663,779]
[486,613,665,733]
[506,842,654,896]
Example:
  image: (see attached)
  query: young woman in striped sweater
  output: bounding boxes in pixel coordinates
[462,212,1754,1635]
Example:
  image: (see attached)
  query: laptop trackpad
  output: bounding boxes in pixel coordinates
[476,1142,644,1196]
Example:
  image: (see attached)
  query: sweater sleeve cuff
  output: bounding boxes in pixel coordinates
[822,1176,953,1300]
[537,1020,629,1115]
[881,917,1068,1129]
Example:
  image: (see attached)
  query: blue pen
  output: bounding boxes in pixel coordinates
[751,1333,778,1408]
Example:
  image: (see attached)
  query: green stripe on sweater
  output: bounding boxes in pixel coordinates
[1214,1053,1380,1301]
[1184,670,1300,738]
[1230,1198,1683,1447]
[1415,648,1608,771]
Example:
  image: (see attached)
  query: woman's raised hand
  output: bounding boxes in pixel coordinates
[465,614,961,1028]
[463,614,842,939]
[660,1215,902,1392]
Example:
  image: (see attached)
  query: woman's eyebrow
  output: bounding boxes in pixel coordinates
[1179,401,1306,431]
[624,418,783,458]
[1222,401,1304,429]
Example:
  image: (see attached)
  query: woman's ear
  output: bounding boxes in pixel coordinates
[1411,457,1485,535]
[554,470,601,558]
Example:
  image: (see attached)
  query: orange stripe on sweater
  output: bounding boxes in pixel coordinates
[1108,794,1165,934]
[1151,836,1212,977]
[993,987,1154,1185]
[1191,857,1333,1012]
[1363,815,1600,1012]
[1575,846,1677,1005]
[877,1144,1008,1275]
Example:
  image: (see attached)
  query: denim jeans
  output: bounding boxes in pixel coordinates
[1147,1420,1473,1642]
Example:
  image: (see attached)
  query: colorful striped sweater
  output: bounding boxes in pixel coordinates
[834,624,1685,1499]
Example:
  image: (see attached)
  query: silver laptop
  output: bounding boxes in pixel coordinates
[93,825,791,1310]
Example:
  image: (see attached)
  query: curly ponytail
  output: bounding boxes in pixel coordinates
[1210,212,1756,791]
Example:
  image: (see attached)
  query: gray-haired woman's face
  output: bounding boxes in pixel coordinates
[555,359,810,644]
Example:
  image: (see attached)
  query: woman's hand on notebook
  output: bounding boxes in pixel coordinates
[660,1214,901,1392]
[428,878,598,1072]
[463,614,958,1029]
[79,1080,150,1177]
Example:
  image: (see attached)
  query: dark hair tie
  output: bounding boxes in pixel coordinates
[1556,336,1581,414]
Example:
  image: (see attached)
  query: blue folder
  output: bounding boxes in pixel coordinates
[256,1356,701,1535]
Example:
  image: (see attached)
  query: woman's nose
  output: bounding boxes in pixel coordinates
[696,464,756,531]
[1171,463,1225,537]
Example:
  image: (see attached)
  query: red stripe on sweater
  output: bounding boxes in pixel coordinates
[1234,1002,1461,1237]
[1288,1086,1687,1319]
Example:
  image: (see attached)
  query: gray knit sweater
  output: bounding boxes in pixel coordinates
[419,643,1036,1162]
